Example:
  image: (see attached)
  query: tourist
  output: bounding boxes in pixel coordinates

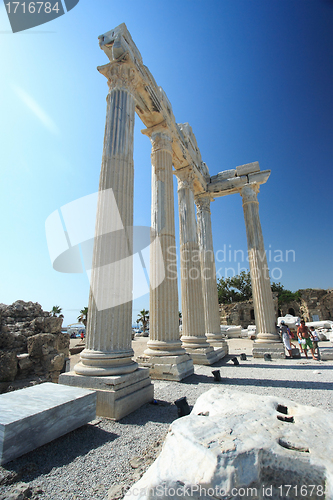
[280,321,292,357]
[310,326,321,360]
[297,320,316,360]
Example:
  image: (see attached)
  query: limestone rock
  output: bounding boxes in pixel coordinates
[0,351,17,382]
[125,388,333,499]
[0,301,68,389]
[27,334,55,357]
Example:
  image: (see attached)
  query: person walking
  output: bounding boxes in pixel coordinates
[297,320,316,360]
[310,326,321,360]
[280,321,292,358]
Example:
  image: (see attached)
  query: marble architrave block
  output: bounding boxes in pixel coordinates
[248,169,271,185]
[208,176,246,193]
[210,169,236,182]
[236,161,260,176]
[59,368,153,420]
[0,383,96,465]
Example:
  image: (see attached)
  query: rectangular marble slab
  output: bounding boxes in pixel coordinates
[236,161,260,176]
[0,382,96,465]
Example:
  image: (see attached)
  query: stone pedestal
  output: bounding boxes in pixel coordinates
[176,168,222,365]
[59,369,153,421]
[240,184,284,358]
[59,62,153,417]
[195,194,228,358]
[139,126,193,380]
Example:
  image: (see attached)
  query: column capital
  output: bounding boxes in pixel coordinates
[142,122,173,154]
[194,193,212,213]
[240,183,260,205]
[98,62,139,95]
[175,167,195,191]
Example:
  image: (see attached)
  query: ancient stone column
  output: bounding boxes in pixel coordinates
[138,126,194,380]
[176,168,221,364]
[240,184,283,358]
[195,194,228,357]
[59,62,153,418]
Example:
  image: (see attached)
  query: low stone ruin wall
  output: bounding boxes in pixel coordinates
[0,300,69,393]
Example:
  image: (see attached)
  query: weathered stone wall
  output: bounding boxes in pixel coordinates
[219,289,333,328]
[278,289,333,322]
[0,300,69,393]
[219,294,278,329]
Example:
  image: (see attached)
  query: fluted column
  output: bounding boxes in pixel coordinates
[74,63,138,376]
[138,126,193,380]
[240,184,282,352]
[176,168,219,365]
[195,194,228,355]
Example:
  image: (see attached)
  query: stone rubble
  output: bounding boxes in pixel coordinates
[0,301,69,393]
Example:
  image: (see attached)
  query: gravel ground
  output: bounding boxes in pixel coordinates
[1,339,333,500]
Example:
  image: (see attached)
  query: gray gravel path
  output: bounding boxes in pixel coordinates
[1,340,332,500]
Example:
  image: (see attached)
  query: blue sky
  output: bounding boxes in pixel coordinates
[0,0,332,327]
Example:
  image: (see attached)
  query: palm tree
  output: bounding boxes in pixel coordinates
[137,309,149,335]
[77,307,88,326]
[51,305,62,317]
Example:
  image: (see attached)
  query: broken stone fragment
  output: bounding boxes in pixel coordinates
[124,388,333,500]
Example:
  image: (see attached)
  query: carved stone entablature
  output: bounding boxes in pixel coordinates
[240,184,260,205]
[175,167,195,191]
[208,162,270,198]
[194,194,211,213]
[98,23,142,66]
[98,62,138,96]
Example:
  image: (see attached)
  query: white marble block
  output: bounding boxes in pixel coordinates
[59,368,153,420]
[124,388,333,500]
[0,382,96,465]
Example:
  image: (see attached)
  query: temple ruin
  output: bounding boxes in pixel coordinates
[60,23,283,419]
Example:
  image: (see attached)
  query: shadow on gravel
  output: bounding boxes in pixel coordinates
[221,363,333,370]
[179,373,333,391]
[0,424,118,484]
[119,400,178,425]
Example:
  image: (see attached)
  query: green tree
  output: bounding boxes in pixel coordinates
[77,307,88,326]
[51,305,63,317]
[217,271,252,304]
[137,309,149,334]
[217,272,300,306]
[271,282,301,306]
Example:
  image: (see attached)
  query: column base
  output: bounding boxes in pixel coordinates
[184,347,225,365]
[207,337,229,355]
[59,368,153,420]
[138,354,194,381]
[252,343,285,359]
[74,349,138,376]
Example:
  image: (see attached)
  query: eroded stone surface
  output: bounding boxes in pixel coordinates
[124,389,333,499]
[0,301,68,391]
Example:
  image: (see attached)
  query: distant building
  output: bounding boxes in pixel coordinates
[219,289,333,328]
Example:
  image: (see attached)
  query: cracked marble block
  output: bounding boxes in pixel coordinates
[0,382,96,465]
[124,388,333,500]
